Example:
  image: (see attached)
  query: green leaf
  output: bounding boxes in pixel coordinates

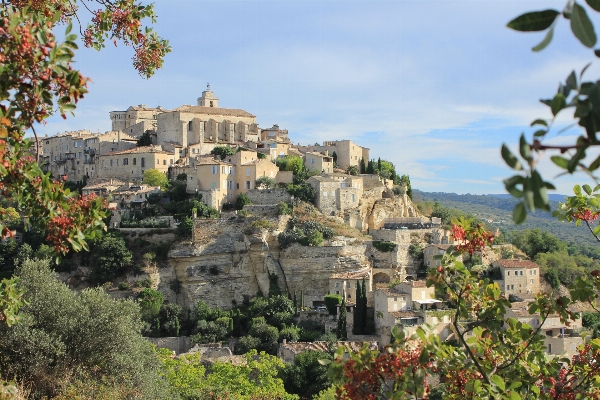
[584,184,593,194]
[513,202,527,224]
[595,49,600,57]
[317,358,331,366]
[491,374,506,391]
[551,92,566,116]
[533,129,547,137]
[571,2,597,48]
[532,26,555,51]
[586,0,600,12]
[589,154,600,171]
[551,155,570,169]
[501,144,523,170]
[530,119,548,127]
[566,70,578,90]
[507,10,559,31]
[519,134,531,160]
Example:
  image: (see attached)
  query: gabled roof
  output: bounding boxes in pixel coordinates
[173,105,255,118]
[390,311,421,319]
[377,287,409,297]
[101,146,173,156]
[495,259,539,269]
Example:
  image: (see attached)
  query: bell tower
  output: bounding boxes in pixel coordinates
[197,83,219,108]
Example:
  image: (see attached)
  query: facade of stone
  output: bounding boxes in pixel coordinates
[328,268,372,305]
[307,174,363,215]
[97,146,174,182]
[492,259,541,297]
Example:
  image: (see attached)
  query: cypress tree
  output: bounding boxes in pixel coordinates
[337,292,347,339]
[300,290,304,310]
[360,157,366,174]
[332,151,338,167]
[367,160,375,174]
[377,157,382,173]
[293,290,298,315]
[361,278,368,334]
[353,281,363,335]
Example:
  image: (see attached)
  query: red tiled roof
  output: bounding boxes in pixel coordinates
[390,311,420,319]
[378,287,409,297]
[495,259,539,269]
[174,105,255,118]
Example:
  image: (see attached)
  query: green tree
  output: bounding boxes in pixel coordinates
[336,294,347,339]
[510,228,568,258]
[211,146,235,160]
[143,169,169,189]
[138,288,164,322]
[256,176,275,189]
[345,165,359,176]
[332,151,338,167]
[0,259,171,398]
[399,174,412,199]
[324,294,342,315]
[360,157,366,174]
[235,193,252,210]
[275,155,305,175]
[89,234,133,284]
[136,131,153,146]
[281,350,332,398]
[285,183,316,204]
[353,281,364,335]
[147,192,162,205]
[159,302,182,337]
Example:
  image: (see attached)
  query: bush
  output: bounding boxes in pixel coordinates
[373,240,397,252]
[277,202,292,215]
[177,216,194,238]
[237,209,249,217]
[286,183,316,203]
[252,219,273,230]
[256,176,275,189]
[118,281,129,291]
[324,294,342,315]
[546,269,561,289]
[300,230,323,247]
[279,326,300,343]
[249,323,279,354]
[89,234,133,284]
[235,335,261,355]
[269,312,294,330]
[582,312,600,328]
[138,288,164,321]
[235,193,252,210]
[142,169,169,189]
[211,146,235,160]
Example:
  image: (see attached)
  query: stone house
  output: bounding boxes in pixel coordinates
[492,259,540,297]
[304,151,334,174]
[260,124,290,143]
[329,268,372,305]
[306,174,363,215]
[320,140,369,170]
[111,183,161,209]
[110,104,164,135]
[424,244,452,269]
[277,340,378,364]
[97,146,174,182]
[505,301,583,358]
[81,178,125,197]
[251,140,290,161]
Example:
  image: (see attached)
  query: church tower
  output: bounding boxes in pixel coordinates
[197,83,219,108]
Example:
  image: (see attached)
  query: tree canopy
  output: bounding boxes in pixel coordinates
[143,169,169,189]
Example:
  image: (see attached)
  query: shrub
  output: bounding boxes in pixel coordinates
[235,193,252,210]
[89,234,133,284]
[138,288,164,321]
[286,183,316,203]
[269,312,294,330]
[237,209,249,217]
[211,146,236,160]
[279,326,300,343]
[324,294,342,315]
[252,219,273,230]
[373,240,396,252]
[118,281,129,291]
[546,269,561,289]
[235,335,261,355]
[277,202,292,215]
[256,176,275,189]
[300,230,323,247]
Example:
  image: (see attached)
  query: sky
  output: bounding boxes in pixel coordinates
[35,0,600,195]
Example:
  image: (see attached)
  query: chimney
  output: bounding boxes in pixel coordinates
[283,338,287,345]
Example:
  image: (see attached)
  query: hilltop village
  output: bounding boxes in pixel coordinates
[35,86,582,362]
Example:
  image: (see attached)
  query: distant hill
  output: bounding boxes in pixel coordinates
[413,190,596,246]
[489,193,568,202]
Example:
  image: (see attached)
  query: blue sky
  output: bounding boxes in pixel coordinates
[36,0,600,195]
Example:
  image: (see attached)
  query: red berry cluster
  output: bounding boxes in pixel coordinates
[451,223,495,255]
[572,209,600,222]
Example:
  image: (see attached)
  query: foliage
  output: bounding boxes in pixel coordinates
[501,2,600,223]
[535,251,595,286]
[278,325,300,342]
[277,201,292,215]
[136,131,153,146]
[118,281,129,291]
[327,218,600,399]
[345,165,359,176]
[301,229,323,247]
[248,322,279,354]
[0,277,24,327]
[275,155,305,175]
[256,176,275,189]
[176,173,187,182]
[211,146,235,160]
[546,269,561,290]
[235,193,252,210]
[399,174,412,199]
[89,233,133,284]
[169,182,188,202]
[147,192,162,205]
[192,318,231,344]
[251,219,274,230]
[278,219,333,248]
[142,168,168,189]
[583,311,600,329]
[353,279,369,335]
[137,288,164,321]
[0,259,170,398]
[324,294,342,316]
[372,240,396,252]
[177,216,194,238]
[285,183,316,203]
[281,350,332,399]
[336,295,347,339]
[235,335,262,355]
[509,228,567,258]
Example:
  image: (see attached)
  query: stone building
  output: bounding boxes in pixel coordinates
[424,244,452,269]
[328,268,372,305]
[155,88,259,154]
[110,104,165,136]
[260,124,289,143]
[306,174,363,215]
[304,151,334,174]
[81,178,125,197]
[97,146,174,182]
[300,140,369,170]
[111,183,161,208]
[492,259,540,297]
[277,341,377,364]
[505,301,582,358]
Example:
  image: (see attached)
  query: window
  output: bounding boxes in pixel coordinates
[133,158,136,165]
[188,121,193,130]
[534,270,537,275]
[507,271,510,276]
[352,194,355,202]
[246,168,250,176]
[156,159,159,165]
[212,166,217,174]
[222,166,226,174]
[346,282,350,288]
[141,158,145,167]
[124,158,128,165]
[520,271,523,276]
[335,282,339,288]
[110,160,113,166]
[236,183,239,189]
[246,181,251,189]
[211,182,216,189]
[311,158,315,164]
[163,160,166,165]
[427,260,430,266]
[530,279,534,284]
[394,297,397,302]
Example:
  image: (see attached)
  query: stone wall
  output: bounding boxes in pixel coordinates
[245,189,292,205]
[147,336,192,355]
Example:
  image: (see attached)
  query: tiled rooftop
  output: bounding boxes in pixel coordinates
[496,259,539,269]
[174,105,255,118]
